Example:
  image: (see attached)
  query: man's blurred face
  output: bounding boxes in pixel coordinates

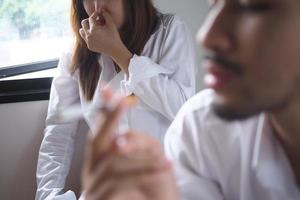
[198,0,300,120]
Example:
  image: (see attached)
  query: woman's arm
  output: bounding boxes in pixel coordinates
[36,52,81,200]
[120,17,197,121]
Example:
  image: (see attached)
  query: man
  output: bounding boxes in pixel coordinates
[81,0,300,199]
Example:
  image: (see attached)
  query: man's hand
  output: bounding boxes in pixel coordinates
[81,89,179,200]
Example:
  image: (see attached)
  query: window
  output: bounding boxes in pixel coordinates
[0,0,72,75]
[0,0,72,103]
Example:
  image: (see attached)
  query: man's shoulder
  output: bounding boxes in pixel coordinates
[170,89,261,145]
[165,89,263,179]
[165,89,219,144]
[178,89,260,126]
[176,89,215,120]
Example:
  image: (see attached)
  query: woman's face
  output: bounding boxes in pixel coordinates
[83,0,125,29]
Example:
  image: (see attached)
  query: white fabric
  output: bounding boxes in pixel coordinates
[36,13,197,200]
[165,89,300,200]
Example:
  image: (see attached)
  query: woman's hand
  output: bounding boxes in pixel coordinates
[79,10,132,74]
[81,89,179,200]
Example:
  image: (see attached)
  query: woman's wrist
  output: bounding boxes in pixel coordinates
[111,45,133,75]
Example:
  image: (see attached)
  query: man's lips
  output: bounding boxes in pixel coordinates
[203,59,238,89]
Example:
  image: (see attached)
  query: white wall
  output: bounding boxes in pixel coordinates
[154,0,209,90]
[0,101,88,199]
[0,101,48,199]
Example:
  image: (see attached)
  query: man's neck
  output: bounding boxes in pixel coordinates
[269,96,300,186]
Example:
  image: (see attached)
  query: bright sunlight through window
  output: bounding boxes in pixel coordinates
[0,0,72,69]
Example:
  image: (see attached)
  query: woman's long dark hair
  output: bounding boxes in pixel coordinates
[70,0,159,101]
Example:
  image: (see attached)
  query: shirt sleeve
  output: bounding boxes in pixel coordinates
[120,17,197,121]
[164,102,224,200]
[36,51,80,200]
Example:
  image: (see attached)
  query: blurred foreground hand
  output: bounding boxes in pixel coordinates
[81,88,179,200]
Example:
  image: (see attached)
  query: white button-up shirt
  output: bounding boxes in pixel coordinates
[36,13,197,200]
[165,89,300,200]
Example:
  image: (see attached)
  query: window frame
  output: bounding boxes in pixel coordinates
[0,59,58,79]
[0,61,57,104]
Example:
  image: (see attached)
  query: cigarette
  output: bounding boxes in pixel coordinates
[56,95,137,123]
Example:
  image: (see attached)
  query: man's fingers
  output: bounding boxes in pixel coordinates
[92,94,138,156]
[101,86,113,101]
[87,178,116,200]
[112,154,170,175]
[87,148,170,194]
[117,132,164,160]
[87,166,172,200]
[87,178,143,200]
[82,132,98,174]
[114,134,166,172]
[85,155,113,195]
[92,97,127,154]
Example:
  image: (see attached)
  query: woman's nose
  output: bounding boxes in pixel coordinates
[93,0,105,12]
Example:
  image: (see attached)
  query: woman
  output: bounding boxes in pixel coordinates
[36,0,196,199]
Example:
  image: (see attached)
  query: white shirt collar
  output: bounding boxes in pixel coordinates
[252,114,299,194]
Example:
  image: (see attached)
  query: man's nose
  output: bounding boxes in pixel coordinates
[198,4,234,53]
